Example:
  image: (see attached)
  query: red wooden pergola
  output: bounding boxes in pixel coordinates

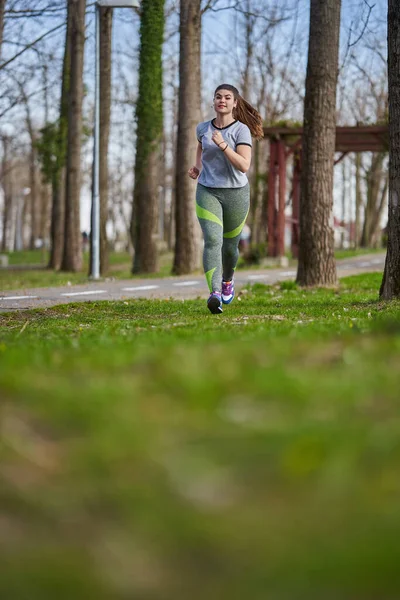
[264,125,389,258]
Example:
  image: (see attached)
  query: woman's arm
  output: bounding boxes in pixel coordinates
[223,144,251,173]
[188,141,202,179]
[211,131,251,173]
[195,141,202,171]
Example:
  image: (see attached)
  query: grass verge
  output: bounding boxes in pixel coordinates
[0,251,175,291]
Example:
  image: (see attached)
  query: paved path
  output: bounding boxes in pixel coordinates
[0,253,385,312]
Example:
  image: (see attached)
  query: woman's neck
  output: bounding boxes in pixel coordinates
[214,113,236,128]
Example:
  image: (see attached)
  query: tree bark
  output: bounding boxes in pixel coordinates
[360,153,387,248]
[380,0,400,299]
[355,152,362,248]
[296,0,341,287]
[1,136,12,251]
[167,82,179,252]
[341,160,346,249]
[28,139,38,249]
[131,0,164,273]
[371,175,388,247]
[25,109,39,250]
[61,0,86,272]
[249,139,260,240]
[241,0,254,100]
[49,5,72,270]
[16,81,40,249]
[40,64,51,250]
[40,183,51,247]
[172,0,201,274]
[89,6,112,275]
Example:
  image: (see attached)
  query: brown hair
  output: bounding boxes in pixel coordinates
[214,84,264,140]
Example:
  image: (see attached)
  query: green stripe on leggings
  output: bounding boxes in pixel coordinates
[223,209,249,239]
[205,267,216,292]
[196,204,223,227]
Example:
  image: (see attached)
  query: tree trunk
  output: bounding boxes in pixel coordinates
[159,132,167,243]
[28,142,38,249]
[249,139,260,239]
[360,153,387,248]
[241,0,254,100]
[341,160,346,249]
[16,81,40,250]
[131,0,164,274]
[61,0,86,272]
[40,183,51,247]
[380,0,400,298]
[89,6,112,275]
[49,5,72,270]
[259,171,269,245]
[172,0,201,275]
[355,152,362,248]
[296,0,341,287]
[1,136,12,251]
[50,173,66,269]
[100,6,112,274]
[371,175,388,247]
[167,83,179,252]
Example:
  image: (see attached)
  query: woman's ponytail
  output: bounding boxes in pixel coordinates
[233,96,264,140]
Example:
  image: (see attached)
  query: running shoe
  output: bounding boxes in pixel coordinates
[207,291,223,314]
[221,278,235,304]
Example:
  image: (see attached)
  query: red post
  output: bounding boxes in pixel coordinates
[291,153,301,258]
[268,140,277,256]
[277,140,286,257]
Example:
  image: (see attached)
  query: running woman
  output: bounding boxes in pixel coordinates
[188,83,264,314]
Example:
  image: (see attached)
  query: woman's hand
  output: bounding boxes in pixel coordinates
[211,131,225,147]
[188,166,200,179]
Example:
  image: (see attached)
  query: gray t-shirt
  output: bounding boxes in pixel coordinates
[196,119,252,188]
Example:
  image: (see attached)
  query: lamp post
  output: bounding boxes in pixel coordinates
[90,0,140,279]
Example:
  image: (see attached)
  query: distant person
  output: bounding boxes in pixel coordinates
[188,83,263,314]
[239,223,251,256]
[82,231,89,252]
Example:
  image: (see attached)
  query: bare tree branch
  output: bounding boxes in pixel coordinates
[0,21,65,70]
[340,0,375,70]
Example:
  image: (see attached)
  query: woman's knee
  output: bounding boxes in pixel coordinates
[223,240,239,258]
[204,231,222,249]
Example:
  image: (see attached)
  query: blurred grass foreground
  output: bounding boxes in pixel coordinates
[1,272,400,599]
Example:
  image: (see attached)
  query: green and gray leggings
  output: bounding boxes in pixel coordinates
[196,183,250,293]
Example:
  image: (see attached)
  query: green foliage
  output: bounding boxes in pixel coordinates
[36,114,91,185]
[356,115,389,127]
[238,242,268,266]
[35,20,71,187]
[134,0,165,170]
[269,118,303,128]
[1,273,400,598]
[35,121,65,184]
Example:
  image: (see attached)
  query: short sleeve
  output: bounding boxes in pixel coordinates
[196,123,202,143]
[235,123,252,148]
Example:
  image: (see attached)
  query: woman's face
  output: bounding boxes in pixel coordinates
[213,89,237,115]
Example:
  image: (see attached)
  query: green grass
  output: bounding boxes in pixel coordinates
[0,251,176,291]
[1,272,400,599]
[2,249,50,266]
[334,247,385,260]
